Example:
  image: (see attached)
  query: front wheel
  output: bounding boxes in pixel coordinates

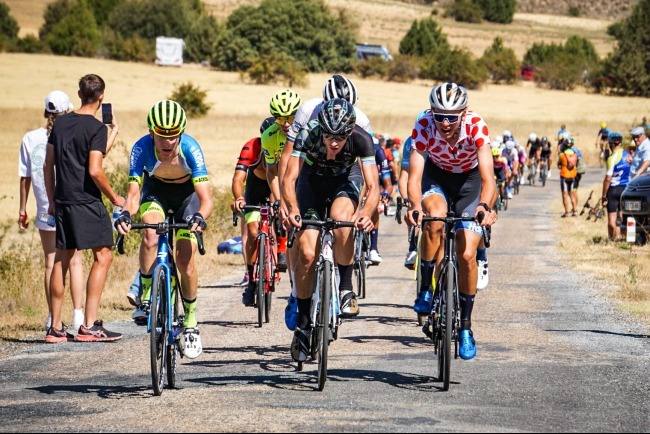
[317,262,332,392]
[256,234,267,328]
[150,267,168,396]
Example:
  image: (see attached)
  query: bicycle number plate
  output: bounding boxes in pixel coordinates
[623,201,642,212]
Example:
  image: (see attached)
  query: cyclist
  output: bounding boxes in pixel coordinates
[526,133,542,181]
[539,136,552,180]
[368,136,393,265]
[232,117,277,306]
[114,100,213,359]
[493,147,512,199]
[602,131,631,240]
[282,98,379,362]
[406,82,497,361]
[596,121,610,167]
[502,140,519,199]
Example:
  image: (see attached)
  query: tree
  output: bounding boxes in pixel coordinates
[45,0,100,56]
[475,0,516,24]
[399,18,449,57]
[0,1,19,39]
[40,0,74,40]
[480,36,519,83]
[447,0,483,23]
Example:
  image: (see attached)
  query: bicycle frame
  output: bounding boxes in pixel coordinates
[312,230,339,331]
[148,231,180,345]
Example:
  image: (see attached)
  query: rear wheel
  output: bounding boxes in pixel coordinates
[256,234,266,328]
[441,262,454,391]
[317,262,332,392]
[150,267,167,396]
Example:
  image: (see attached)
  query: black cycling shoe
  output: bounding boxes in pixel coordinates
[277,252,288,273]
[242,282,255,307]
[290,328,311,362]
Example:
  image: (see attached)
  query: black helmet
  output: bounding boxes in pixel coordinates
[259,116,275,134]
[318,98,356,136]
[323,74,358,105]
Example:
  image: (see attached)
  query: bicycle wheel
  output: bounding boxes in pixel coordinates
[317,262,332,391]
[441,261,454,391]
[166,278,180,389]
[150,267,168,396]
[256,233,266,328]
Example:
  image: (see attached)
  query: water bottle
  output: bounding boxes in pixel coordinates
[38,212,56,227]
[112,206,122,231]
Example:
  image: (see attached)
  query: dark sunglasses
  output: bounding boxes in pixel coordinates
[433,112,462,124]
[324,133,349,142]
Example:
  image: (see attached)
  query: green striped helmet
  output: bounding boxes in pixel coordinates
[147,100,187,137]
[269,89,301,117]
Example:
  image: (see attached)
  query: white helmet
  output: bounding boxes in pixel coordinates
[506,140,515,150]
[560,131,571,141]
[323,74,358,105]
[529,133,537,142]
[429,82,468,111]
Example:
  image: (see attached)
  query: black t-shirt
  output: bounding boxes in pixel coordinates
[49,113,107,205]
[292,122,375,177]
[528,139,541,151]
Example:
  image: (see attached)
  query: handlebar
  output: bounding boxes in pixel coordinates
[115,221,206,256]
[232,202,280,227]
[286,216,357,248]
[413,210,491,248]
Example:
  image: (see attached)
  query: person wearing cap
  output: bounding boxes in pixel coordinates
[602,131,632,241]
[18,91,86,335]
[630,126,650,178]
[43,74,124,343]
[558,137,578,217]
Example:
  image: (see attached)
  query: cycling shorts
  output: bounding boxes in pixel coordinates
[494,167,507,183]
[560,177,575,193]
[244,170,271,224]
[421,161,482,235]
[606,185,626,213]
[528,147,541,160]
[140,175,200,243]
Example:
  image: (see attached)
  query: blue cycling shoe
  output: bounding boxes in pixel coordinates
[458,329,477,360]
[413,291,433,314]
[284,295,298,331]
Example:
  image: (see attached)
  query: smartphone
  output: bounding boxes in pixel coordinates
[101,103,113,124]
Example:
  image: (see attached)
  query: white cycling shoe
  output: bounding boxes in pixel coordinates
[369,249,383,265]
[404,250,417,269]
[180,327,203,359]
[477,260,489,291]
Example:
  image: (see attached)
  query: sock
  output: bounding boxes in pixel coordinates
[297,297,312,330]
[420,260,435,293]
[408,230,417,252]
[277,236,287,254]
[370,229,379,251]
[140,273,152,304]
[459,293,475,330]
[337,264,353,293]
[289,269,297,298]
[182,297,198,328]
[476,248,487,262]
[246,264,254,285]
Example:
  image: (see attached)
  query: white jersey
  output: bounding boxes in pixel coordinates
[18,128,53,231]
[287,97,373,142]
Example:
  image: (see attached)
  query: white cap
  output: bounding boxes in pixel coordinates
[631,126,645,136]
[44,90,73,114]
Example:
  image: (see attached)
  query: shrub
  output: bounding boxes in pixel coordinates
[102,29,154,62]
[386,55,421,83]
[169,82,212,117]
[447,0,483,23]
[245,53,308,87]
[399,18,449,57]
[422,46,488,89]
[355,56,389,79]
[480,37,519,83]
[568,5,581,17]
[184,14,223,63]
[535,50,584,90]
[45,0,101,56]
[475,0,516,24]
[212,31,257,71]
[107,0,202,39]
[0,1,18,39]
[87,0,123,26]
[14,34,44,53]
[39,0,74,40]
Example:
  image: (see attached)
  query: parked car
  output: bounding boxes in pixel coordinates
[620,174,650,245]
[355,43,393,61]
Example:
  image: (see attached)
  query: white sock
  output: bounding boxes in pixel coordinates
[289,269,297,298]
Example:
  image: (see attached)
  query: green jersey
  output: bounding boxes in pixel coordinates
[261,123,287,166]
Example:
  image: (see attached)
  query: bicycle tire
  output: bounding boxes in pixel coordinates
[442,261,454,391]
[150,267,167,396]
[257,234,266,328]
[317,262,332,392]
[166,279,179,389]
[359,249,367,300]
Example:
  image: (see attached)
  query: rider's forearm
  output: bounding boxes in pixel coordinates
[19,177,30,212]
[398,170,408,199]
[267,165,281,202]
[231,171,246,201]
[602,177,611,199]
[125,183,141,216]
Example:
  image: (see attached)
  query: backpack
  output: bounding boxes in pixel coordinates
[565,151,577,170]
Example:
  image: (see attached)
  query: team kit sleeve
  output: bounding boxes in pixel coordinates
[183,136,210,184]
[236,137,261,172]
[411,113,431,155]
[291,121,317,164]
[355,129,376,166]
[467,113,491,148]
[287,103,311,143]
[18,134,31,177]
[128,136,148,185]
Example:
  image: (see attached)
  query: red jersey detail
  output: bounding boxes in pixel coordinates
[236,137,262,171]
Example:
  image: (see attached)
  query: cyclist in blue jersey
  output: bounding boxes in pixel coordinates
[115,100,213,359]
[602,131,631,241]
[368,137,393,264]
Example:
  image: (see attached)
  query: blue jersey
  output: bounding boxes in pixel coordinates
[374,143,391,181]
[128,134,209,185]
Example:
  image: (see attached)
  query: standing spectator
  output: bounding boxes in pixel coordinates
[595,122,610,168]
[630,126,650,178]
[556,124,569,143]
[558,139,578,217]
[43,74,124,343]
[602,132,631,241]
[18,91,85,333]
[572,137,586,209]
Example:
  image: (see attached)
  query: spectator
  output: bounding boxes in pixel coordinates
[18,91,85,333]
[558,139,578,217]
[572,137,586,207]
[630,126,649,178]
[43,74,124,343]
[602,131,631,241]
[556,124,569,143]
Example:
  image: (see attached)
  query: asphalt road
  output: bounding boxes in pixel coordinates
[1,172,648,432]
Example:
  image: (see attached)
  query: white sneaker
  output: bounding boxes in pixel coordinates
[180,328,203,359]
[369,249,383,264]
[404,250,417,269]
[44,313,52,332]
[72,309,84,333]
[238,272,249,287]
[126,273,141,307]
[507,192,514,200]
[477,260,489,290]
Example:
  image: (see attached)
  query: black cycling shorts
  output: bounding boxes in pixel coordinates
[296,164,362,224]
[140,175,199,221]
[244,170,271,207]
[606,185,626,213]
[55,201,113,250]
[574,173,583,189]
[560,177,575,193]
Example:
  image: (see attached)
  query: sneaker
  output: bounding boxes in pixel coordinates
[284,294,298,331]
[242,281,255,307]
[126,277,141,307]
[404,250,417,270]
[290,328,311,362]
[507,191,514,200]
[72,309,84,333]
[369,249,383,265]
[339,290,359,318]
[413,290,433,314]
[458,329,477,360]
[75,320,122,342]
[238,272,249,287]
[180,327,202,359]
[277,252,288,273]
[477,260,489,291]
[132,303,149,326]
[45,326,73,344]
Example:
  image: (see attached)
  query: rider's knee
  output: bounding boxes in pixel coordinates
[176,251,195,275]
[460,247,477,266]
[142,230,159,250]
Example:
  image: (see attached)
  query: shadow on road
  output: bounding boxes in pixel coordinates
[0,337,44,344]
[28,384,152,399]
[199,320,259,329]
[342,334,429,349]
[545,329,650,339]
[353,315,417,327]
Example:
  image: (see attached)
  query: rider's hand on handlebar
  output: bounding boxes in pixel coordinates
[114,210,132,235]
[234,197,246,212]
[287,214,302,229]
[354,212,374,232]
[406,207,422,226]
[188,212,207,233]
[475,206,497,227]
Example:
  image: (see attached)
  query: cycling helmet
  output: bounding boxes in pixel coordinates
[541,136,549,144]
[259,116,276,134]
[529,133,537,142]
[600,121,607,129]
[429,82,468,111]
[148,100,187,137]
[318,98,356,136]
[491,147,501,157]
[608,131,623,142]
[269,89,301,117]
[323,74,358,105]
[502,130,512,139]
[505,140,515,150]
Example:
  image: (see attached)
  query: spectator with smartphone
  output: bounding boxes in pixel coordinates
[43,74,124,343]
[18,91,86,334]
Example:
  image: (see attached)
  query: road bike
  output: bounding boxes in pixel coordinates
[352,228,370,299]
[116,213,206,396]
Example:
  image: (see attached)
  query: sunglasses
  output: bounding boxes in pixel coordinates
[275,115,295,125]
[632,135,642,140]
[152,126,182,138]
[432,112,462,124]
[323,133,349,142]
